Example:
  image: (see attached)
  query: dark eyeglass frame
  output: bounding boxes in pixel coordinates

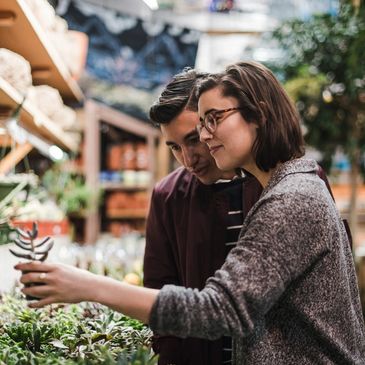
[197,107,244,135]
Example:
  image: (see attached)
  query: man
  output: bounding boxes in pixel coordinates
[143,68,262,365]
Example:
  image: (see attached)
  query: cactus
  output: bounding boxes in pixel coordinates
[9,222,54,261]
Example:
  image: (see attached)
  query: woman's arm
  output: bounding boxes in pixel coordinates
[15,261,159,324]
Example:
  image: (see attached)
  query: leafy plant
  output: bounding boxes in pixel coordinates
[269,0,365,238]
[0,222,16,246]
[0,178,33,245]
[0,291,157,365]
[42,164,96,216]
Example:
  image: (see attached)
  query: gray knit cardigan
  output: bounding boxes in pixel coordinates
[149,158,365,364]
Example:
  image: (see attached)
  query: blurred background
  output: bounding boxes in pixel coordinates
[0,0,364,314]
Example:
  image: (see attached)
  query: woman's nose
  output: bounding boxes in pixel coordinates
[199,127,212,143]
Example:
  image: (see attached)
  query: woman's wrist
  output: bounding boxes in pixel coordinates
[87,273,112,303]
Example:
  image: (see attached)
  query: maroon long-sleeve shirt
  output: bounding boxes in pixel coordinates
[143,167,262,365]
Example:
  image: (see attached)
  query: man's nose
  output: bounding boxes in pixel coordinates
[182,146,197,168]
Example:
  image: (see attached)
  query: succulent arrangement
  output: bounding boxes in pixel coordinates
[2,222,157,364]
[0,291,157,365]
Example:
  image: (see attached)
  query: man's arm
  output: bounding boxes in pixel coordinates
[143,187,183,365]
[144,187,180,288]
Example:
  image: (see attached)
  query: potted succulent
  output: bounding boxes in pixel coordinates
[9,222,53,300]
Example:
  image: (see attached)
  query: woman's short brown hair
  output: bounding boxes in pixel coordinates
[197,61,305,172]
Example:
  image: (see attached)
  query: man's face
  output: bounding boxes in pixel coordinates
[160,109,234,185]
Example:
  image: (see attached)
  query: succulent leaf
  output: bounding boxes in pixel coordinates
[35,241,54,255]
[14,238,32,251]
[35,237,51,248]
[8,249,33,260]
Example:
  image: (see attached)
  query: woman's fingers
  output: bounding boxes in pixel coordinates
[14,261,53,273]
[22,283,52,298]
[29,297,56,308]
[20,271,50,284]
[16,262,94,305]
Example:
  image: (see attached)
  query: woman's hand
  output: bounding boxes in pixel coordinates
[14,261,97,308]
[14,261,159,323]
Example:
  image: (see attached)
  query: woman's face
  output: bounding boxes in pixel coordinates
[198,86,258,173]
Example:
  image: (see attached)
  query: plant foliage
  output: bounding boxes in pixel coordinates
[270,1,365,173]
[42,164,96,216]
[0,291,157,365]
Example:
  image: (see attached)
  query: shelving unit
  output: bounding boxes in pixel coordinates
[0,77,78,151]
[100,182,149,191]
[106,208,148,219]
[0,0,83,103]
[84,100,161,244]
[0,0,85,175]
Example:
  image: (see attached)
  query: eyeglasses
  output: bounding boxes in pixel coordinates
[197,107,244,135]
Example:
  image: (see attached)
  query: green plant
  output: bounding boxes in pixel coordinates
[0,178,32,245]
[269,0,365,239]
[42,164,97,216]
[0,222,16,246]
[0,291,157,365]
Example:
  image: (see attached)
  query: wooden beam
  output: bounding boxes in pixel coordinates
[91,101,160,138]
[0,134,11,147]
[156,140,171,182]
[0,142,32,174]
[84,100,101,244]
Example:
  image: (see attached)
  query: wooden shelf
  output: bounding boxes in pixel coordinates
[106,208,148,219]
[0,0,83,103]
[101,182,149,191]
[60,160,84,174]
[84,101,161,243]
[0,77,78,151]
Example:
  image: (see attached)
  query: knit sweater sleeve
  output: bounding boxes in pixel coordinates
[149,190,333,340]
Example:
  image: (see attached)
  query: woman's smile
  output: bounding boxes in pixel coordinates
[208,144,223,155]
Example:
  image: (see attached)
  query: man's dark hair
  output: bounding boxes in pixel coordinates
[197,61,305,172]
[149,68,208,126]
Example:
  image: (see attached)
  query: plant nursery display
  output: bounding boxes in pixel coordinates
[0,220,153,363]
[0,291,156,365]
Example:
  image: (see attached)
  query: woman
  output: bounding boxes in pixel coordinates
[16,61,365,364]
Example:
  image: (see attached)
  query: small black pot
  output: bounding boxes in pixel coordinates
[22,271,45,301]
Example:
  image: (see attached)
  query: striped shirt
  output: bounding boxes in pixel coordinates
[213,178,243,365]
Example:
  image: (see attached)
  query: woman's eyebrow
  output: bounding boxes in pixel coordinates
[203,108,217,116]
